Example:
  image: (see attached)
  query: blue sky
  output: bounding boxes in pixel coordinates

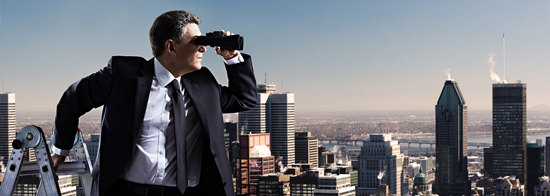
[1,1,549,112]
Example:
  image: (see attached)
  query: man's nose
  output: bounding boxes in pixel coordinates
[199,45,206,53]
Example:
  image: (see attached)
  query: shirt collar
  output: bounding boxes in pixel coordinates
[154,57,181,89]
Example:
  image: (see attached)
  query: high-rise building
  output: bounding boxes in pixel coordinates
[0,93,16,166]
[295,132,318,167]
[527,143,544,196]
[238,84,295,170]
[318,145,327,168]
[357,134,403,196]
[236,133,276,196]
[224,122,240,177]
[433,80,470,196]
[492,83,527,183]
[546,137,550,176]
[484,146,494,179]
[85,135,100,166]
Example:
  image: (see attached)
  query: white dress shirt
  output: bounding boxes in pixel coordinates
[52,52,243,187]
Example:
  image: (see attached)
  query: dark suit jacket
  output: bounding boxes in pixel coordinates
[51,54,257,196]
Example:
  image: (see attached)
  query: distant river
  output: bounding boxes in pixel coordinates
[320,134,550,153]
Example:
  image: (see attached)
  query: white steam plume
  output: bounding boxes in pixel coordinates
[377,170,385,180]
[276,156,288,173]
[488,53,507,83]
[445,68,452,80]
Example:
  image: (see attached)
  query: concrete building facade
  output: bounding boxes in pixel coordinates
[239,84,295,170]
[357,134,403,196]
[295,132,318,168]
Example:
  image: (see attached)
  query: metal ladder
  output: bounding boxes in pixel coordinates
[0,125,93,196]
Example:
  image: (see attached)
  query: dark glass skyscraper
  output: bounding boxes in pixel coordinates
[492,83,527,183]
[433,80,470,196]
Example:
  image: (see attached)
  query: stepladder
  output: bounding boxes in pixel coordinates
[0,125,93,196]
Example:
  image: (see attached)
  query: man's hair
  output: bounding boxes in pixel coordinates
[149,10,202,57]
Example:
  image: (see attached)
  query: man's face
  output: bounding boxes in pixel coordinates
[174,23,205,72]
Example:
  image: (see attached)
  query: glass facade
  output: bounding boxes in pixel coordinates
[433,80,470,196]
[492,83,526,183]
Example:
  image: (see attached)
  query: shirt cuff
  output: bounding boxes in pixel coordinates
[224,51,244,65]
[52,145,71,156]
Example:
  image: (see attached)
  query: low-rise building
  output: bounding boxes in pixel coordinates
[314,174,355,196]
[495,176,524,196]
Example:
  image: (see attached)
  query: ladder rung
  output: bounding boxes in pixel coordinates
[20,161,87,176]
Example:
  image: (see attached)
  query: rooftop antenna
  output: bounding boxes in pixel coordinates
[503,33,506,82]
[264,73,267,84]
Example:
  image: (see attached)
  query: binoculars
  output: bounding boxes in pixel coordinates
[194,31,244,50]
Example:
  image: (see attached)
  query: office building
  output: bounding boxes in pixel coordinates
[295,132,318,167]
[485,146,494,179]
[84,135,99,166]
[357,134,403,196]
[239,84,295,170]
[0,93,16,166]
[493,83,527,183]
[527,143,544,196]
[236,133,276,196]
[259,174,291,196]
[314,174,355,196]
[319,145,327,168]
[290,169,323,196]
[434,80,470,196]
[546,137,550,176]
[417,156,433,173]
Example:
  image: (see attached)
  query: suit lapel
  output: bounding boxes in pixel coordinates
[181,77,210,138]
[133,59,154,145]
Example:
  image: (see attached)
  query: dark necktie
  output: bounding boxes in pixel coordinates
[169,79,188,193]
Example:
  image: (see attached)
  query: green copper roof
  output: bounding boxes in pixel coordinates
[414,166,429,185]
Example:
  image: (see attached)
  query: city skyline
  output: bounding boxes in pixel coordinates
[1,1,550,112]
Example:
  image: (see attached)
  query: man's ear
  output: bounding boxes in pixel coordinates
[165,39,176,55]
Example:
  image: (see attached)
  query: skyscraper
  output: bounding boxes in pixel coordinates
[357,134,403,196]
[295,132,318,167]
[433,80,470,196]
[238,84,295,169]
[546,136,550,176]
[0,93,16,166]
[527,143,544,196]
[492,83,526,183]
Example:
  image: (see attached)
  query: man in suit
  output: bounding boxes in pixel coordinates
[50,10,257,196]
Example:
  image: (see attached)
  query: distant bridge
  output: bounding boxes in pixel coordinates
[318,138,491,149]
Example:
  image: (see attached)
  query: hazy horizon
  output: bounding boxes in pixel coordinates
[1,1,549,112]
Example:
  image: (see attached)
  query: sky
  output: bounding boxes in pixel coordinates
[1,1,549,112]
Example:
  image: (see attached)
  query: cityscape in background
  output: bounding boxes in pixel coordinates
[1,78,550,196]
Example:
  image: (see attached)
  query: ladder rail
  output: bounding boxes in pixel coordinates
[0,125,93,196]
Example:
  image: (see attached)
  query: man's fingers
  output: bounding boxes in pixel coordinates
[51,154,66,172]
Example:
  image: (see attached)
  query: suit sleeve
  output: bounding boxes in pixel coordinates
[51,58,115,150]
[219,53,258,113]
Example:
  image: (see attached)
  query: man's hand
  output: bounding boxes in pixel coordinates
[215,30,239,60]
[51,153,66,172]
